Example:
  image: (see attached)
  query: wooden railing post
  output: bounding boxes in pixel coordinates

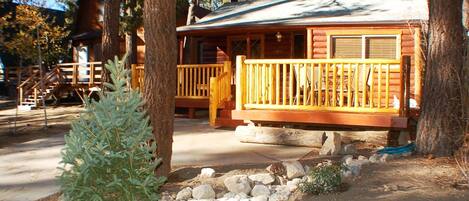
[90,63,95,85]
[236,56,246,110]
[131,64,137,89]
[224,61,232,100]
[399,56,411,117]
[209,77,218,126]
[72,64,77,85]
[19,87,23,105]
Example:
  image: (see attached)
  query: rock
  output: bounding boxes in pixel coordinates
[222,192,237,199]
[341,144,357,155]
[342,155,354,165]
[402,152,412,157]
[161,191,174,201]
[347,161,362,176]
[357,155,367,161]
[58,194,65,201]
[282,161,305,179]
[276,175,288,185]
[341,169,353,178]
[369,154,380,163]
[303,165,311,173]
[251,195,269,201]
[251,184,271,197]
[319,131,342,155]
[286,178,302,192]
[200,168,216,178]
[249,173,276,185]
[176,187,193,200]
[224,175,252,194]
[266,163,286,176]
[380,154,393,162]
[192,184,216,200]
[269,186,291,201]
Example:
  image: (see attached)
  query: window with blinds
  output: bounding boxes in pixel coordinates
[332,37,362,58]
[331,35,398,59]
[365,37,397,59]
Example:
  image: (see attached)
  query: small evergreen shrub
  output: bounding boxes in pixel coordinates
[299,163,344,195]
[58,56,165,201]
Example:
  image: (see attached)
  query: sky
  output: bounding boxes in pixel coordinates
[13,0,66,11]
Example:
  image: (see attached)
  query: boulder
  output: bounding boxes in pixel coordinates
[342,155,354,165]
[380,154,393,163]
[319,131,342,155]
[251,195,269,201]
[192,184,216,200]
[161,192,174,201]
[269,186,291,201]
[224,175,252,194]
[251,185,271,197]
[369,154,380,163]
[266,163,286,176]
[286,178,302,192]
[303,165,311,173]
[347,161,362,176]
[176,187,192,200]
[341,144,357,155]
[248,173,276,185]
[282,161,306,179]
[200,168,216,178]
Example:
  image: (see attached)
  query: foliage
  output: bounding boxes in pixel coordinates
[299,163,344,195]
[121,0,144,34]
[0,4,69,67]
[58,56,166,201]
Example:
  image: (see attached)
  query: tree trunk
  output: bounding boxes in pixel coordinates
[125,0,138,69]
[101,0,120,84]
[143,0,177,176]
[416,0,465,156]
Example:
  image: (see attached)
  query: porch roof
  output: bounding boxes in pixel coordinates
[177,0,428,33]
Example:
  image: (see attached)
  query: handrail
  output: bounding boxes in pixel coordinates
[235,55,412,115]
[209,61,232,126]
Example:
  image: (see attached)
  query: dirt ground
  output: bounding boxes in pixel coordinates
[1,97,469,201]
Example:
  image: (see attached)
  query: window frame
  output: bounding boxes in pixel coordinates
[326,30,402,60]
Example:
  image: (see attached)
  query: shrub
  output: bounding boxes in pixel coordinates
[299,163,343,195]
[58,56,166,201]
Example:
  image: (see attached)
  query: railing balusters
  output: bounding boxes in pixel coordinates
[282,63,287,105]
[386,64,390,108]
[347,63,352,107]
[370,64,374,108]
[378,64,382,108]
[276,64,280,105]
[289,63,293,106]
[318,63,323,107]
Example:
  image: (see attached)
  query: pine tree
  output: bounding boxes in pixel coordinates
[59,56,165,201]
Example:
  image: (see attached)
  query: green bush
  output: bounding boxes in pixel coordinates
[299,163,344,195]
[58,56,166,201]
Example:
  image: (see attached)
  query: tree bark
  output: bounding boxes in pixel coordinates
[416,0,465,156]
[101,0,120,84]
[143,0,176,176]
[125,0,138,69]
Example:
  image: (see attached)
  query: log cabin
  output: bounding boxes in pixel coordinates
[167,0,428,129]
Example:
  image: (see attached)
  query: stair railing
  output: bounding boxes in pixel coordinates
[209,61,232,126]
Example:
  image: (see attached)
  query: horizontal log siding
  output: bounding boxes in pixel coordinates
[311,27,417,102]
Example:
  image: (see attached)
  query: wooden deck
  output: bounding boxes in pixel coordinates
[233,55,413,128]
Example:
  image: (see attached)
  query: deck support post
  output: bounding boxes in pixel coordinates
[399,56,411,117]
[224,61,232,100]
[235,55,246,110]
[131,64,138,89]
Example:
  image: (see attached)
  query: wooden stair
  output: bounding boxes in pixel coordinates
[214,100,245,128]
[18,67,62,108]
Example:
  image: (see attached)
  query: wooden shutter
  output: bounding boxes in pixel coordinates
[365,37,397,59]
[332,37,362,58]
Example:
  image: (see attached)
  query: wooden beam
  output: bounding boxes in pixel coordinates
[231,110,408,128]
[307,28,313,59]
[414,27,423,106]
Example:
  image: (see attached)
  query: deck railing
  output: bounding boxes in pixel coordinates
[236,55,411,115]
[209,61,232,126]
[131,63,226,99]
[57,62,102,85]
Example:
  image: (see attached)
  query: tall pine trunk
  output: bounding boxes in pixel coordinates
[125,0,138,69]
[143,0,176,176]
[416,0,465,156]
[101,0,120,83]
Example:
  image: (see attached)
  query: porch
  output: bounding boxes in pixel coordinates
[233,56,413,129]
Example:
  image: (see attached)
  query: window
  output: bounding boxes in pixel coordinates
[332,36,362,58]
[330,34,399,59]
